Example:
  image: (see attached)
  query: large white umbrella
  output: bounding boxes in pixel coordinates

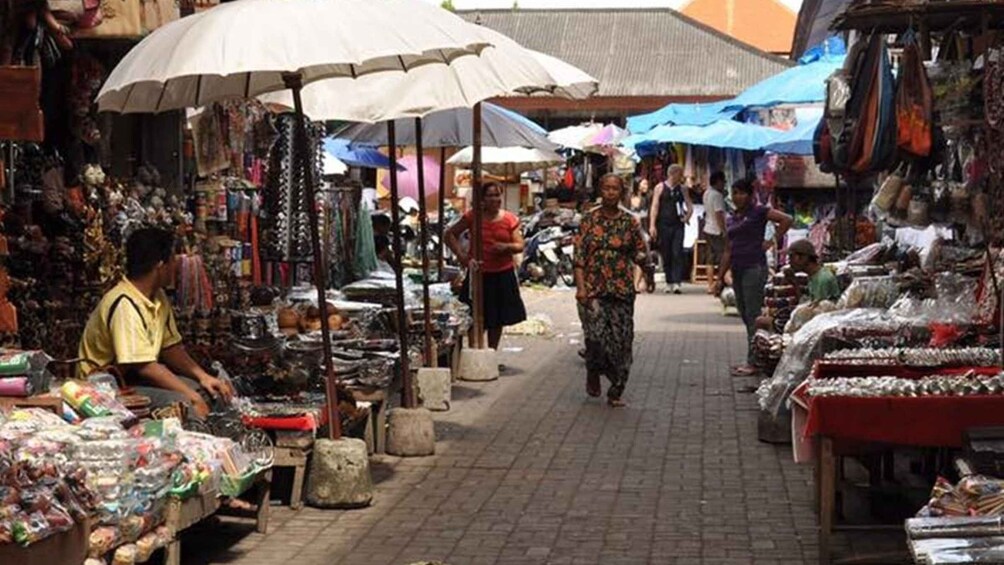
[258,30,597,123]
[96,0,496,113]
[447,146,564,175]
[499,49,597,101]
[548,123,605,152]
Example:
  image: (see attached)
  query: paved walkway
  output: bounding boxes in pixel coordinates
[185,287,890,565]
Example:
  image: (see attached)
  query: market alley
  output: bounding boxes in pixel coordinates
[184,287,847,565]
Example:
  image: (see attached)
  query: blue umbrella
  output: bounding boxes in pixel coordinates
[763,108,824,156]
[626,100,740,135]
[323,138,402,170]
[625,120,783,151]
[723,41,845,110]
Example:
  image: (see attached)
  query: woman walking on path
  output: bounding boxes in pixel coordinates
[446,182,527,349]
[713,179,792,377]
[575,174,655,407]
[649,164,693,294]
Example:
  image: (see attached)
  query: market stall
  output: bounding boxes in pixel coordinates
[739,1,1004,562]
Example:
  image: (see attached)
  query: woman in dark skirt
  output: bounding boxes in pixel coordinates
[446,182,527,349]
[575,174,655,406]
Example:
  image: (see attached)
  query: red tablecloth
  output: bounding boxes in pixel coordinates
[804,395,1004,448]
[243,408,328,432]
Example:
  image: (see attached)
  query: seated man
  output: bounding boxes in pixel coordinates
[788,239,841,302]
[78,227,233,418]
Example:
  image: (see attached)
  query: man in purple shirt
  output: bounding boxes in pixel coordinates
[712,179,792,377]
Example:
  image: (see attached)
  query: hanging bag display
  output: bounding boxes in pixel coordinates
[851,34,897,174]
[872,164,906,212]
[896,33,934,157]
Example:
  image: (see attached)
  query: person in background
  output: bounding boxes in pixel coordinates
[713,179,793,377]
[373,234,394,274]
[649,164,693,294]
[787,239,841,301]
[371,213,391,238]
[79,228,235,419]
[575,174,655,407]
[445,182,527,350]
[703,171,728,295]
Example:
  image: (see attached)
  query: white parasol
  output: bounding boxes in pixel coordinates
[258,30,597,123]
[447,146,564,175]
[96,0,498,113]
[548,123,605,152]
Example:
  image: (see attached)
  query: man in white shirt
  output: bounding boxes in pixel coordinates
[702,171,728,294]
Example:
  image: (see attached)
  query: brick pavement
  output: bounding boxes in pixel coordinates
[183,287,898,565]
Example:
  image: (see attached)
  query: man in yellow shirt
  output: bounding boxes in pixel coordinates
[79,228,233,418]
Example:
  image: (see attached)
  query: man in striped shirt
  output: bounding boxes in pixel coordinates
[79,228,233,418]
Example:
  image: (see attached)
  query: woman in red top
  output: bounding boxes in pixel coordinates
[445,183,528,349]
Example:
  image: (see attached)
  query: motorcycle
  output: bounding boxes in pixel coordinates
[519,225,576,287]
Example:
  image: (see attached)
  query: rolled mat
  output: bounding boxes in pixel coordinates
[0,376,33,397]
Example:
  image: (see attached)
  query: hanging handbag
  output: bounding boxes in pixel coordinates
[73,0,143,38]
[48,0,86,23]
[895,35,934,157]
[873,165,905,212]
[852,35,896,173]
[77,0,104,29]
[141,0,178,32]
[0,66,44,142]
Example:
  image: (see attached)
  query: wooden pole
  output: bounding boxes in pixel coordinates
[284,73,341,440]
[437,147,447,282]
[387,122,415,409]
[415,118,435,367]
[471,102,485,349]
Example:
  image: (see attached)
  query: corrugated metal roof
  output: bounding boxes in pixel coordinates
[459,9,794,98]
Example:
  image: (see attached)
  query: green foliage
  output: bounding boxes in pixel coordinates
[440,0,455,11]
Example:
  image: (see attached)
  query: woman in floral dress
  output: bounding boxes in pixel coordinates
[574,174,655,406]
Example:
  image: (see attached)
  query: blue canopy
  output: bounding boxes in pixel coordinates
[626,100,740,135]
[625,120,783,152]
[323,138,401,170]
[763,108,824,156]
[723,40,846,110]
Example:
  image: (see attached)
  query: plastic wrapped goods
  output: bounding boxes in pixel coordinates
[756,308,902,414]
[836,276,899,310]
[784,300,838,334]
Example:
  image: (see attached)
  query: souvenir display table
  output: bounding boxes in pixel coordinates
[791,358,1004,564]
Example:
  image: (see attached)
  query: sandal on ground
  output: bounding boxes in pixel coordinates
[729,365,758,377]
[586,373,601,397]
[607,397,627,408]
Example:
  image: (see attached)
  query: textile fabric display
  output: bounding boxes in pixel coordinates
[263,115,322,262]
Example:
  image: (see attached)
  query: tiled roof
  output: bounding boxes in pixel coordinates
[680,0,797,54]
[459,9,794,99]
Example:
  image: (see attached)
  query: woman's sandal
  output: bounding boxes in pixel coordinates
[729,365,758,377]
[586,373,601,397]
[607,397,626,408]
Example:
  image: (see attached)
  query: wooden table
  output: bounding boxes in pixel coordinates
[0,518,89,565]
[0,394,62,413]
[163,469,271,565]
[274,431,312,510]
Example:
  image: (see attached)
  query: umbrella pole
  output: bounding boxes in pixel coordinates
[415,118,434,367]
[387,122,415,409]
[471,102,485,349]
[437,147,446,283]
[284,73,341,440]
